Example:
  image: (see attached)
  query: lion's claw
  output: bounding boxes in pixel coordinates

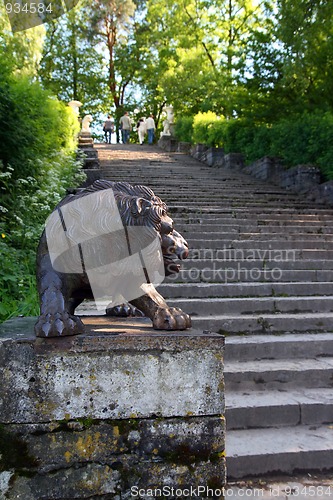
[34,312,84,338]
[152,306,191,331]
[106,303,145,317]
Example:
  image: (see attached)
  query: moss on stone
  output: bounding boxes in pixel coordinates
[0,424,39,472]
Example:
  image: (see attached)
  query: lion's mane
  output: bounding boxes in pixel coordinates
[59,180,168,233]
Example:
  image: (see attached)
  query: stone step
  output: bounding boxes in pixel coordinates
[158,281,333,298]
[172,268,333,283]
[169,297,333,316]
[190,312,333,334]
[186,249,333,260]
[225,333,333,361]
[225,357,333,390]
[226,424,333,479]
[181,230,333,240]
[177,223,333,232]
[98,145,333,481]
[169,206,333,215]
[186,238,333,249]
[172,213,333,222]
[164,197,313,204]
[170,203,324,211]
[226,388,333,430]
[180,259,333,271]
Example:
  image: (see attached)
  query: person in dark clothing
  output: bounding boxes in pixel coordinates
[103,115,114,143]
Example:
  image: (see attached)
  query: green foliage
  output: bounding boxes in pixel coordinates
[207,120,228,148]
[0,2,45,77]
[176,110,333,181]
[174,116,194,143]
[189,112,227,147]
[269,112,333,179]
[192,112,218,145]
[0,156,86,323]
[0,65,80,179]
[39,7,108,116]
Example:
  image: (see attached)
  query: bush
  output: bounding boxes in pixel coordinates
[174,115,194,143]
[206,119,227,148]
[187,110,333,180]
[269,112,333,179]
[192,111,220,145]
[0,69,80,179]
[0,154,85,322]
[0,37,83,323]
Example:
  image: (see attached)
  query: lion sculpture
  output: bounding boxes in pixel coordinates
[81,114,93,133]
[35,180,191,337]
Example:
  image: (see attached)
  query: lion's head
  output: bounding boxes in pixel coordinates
[81,114,93,132]
[58,180,189,277]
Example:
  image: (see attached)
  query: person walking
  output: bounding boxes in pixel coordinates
[146,114,156,145]
[137,118,147,145]
[103,115,114,144]
[119,111,132,144]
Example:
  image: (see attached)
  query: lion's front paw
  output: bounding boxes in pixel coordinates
[34,312,84,338]
[152,307,191,331]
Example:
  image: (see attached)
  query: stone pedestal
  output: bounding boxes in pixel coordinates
[177,142,192,153]
[205,148,225,167]
[279,164,321,193]
[78,132,100,171]
[190,143,209,162]
[158,135,178,152]
[0,317,225,499]
[244,156,283,183]
[221,153,244,170]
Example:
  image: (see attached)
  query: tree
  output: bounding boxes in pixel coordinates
[39,4,108,116]
[86,0,136,109]
[135,0,267,117]
[0,3,45,76]
[276,0,333,112]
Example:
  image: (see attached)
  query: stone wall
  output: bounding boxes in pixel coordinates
[78,131,101,187]
[164,139,333,206]
[0,316,225,499]
[157,135,178,152]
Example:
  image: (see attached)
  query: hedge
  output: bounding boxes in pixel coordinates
[175,111,333,180]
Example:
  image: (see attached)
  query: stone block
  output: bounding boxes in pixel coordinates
[190,144,209,162]
[244,156,282,183]
[219,153,244,170]
[80,169,101,187]
[177,141,192,153]
[279,164,321,193]
[158,136,178,152]
[307,180,333,206]
[205,148,224,167]
[78,146,98,159]
[0,317,225,498]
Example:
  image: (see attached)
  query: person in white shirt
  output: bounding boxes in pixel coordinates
[137,118,147,145]
[146,114,156,144]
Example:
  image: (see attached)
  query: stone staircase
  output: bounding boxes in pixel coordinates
[95,144,333,479]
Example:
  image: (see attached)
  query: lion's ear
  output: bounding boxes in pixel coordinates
[132,197,152,215]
